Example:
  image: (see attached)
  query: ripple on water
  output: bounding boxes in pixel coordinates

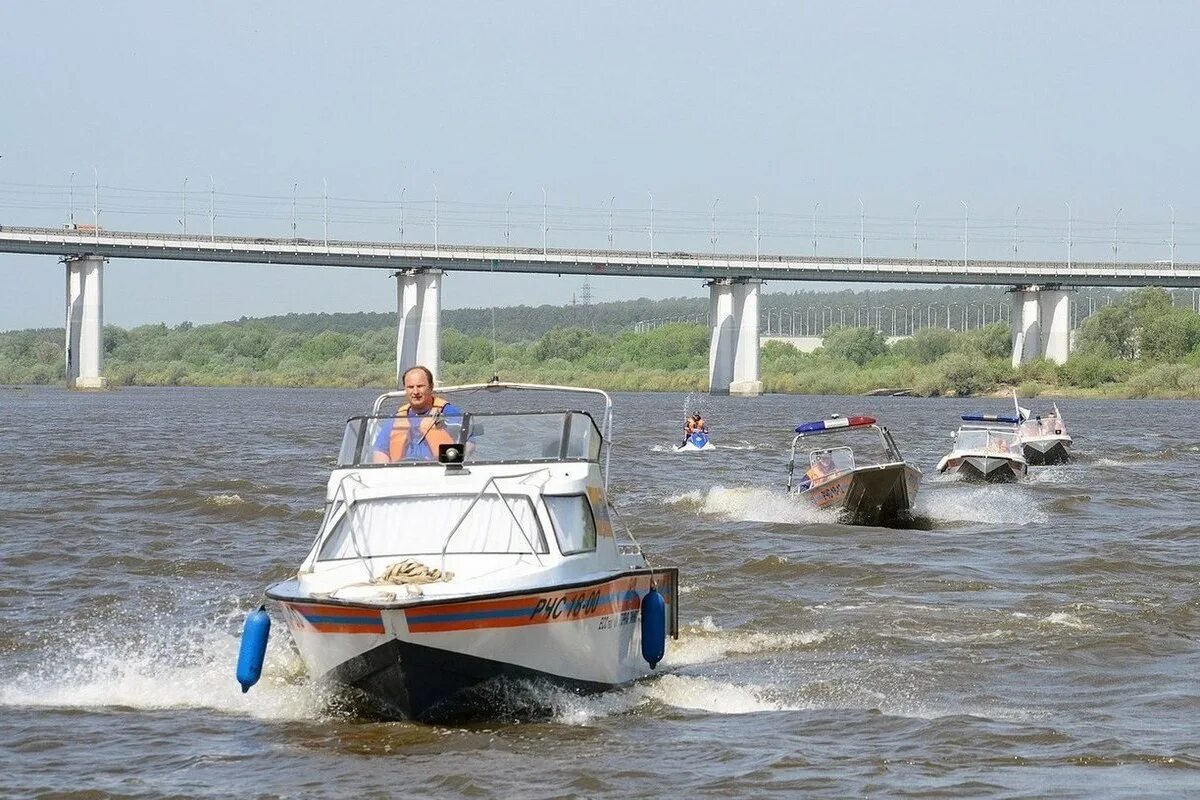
[5,389,1200,798]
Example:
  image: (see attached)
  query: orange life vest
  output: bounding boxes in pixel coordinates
[387,397,455,461]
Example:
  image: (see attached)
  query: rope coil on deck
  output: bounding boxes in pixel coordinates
[372,559,454,585]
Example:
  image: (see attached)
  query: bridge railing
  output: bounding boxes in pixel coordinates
[3,224,1199,288]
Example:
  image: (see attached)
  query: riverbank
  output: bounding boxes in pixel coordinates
[9,370,1200,399]
[4,289,1199,399]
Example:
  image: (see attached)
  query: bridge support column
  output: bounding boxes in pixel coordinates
[394,268,441,385]
[1009,285,1071,367]
[1041,288,1070,364]
[65,255,108,389]
[707,278,762,396]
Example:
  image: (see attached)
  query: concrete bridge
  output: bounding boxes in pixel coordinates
[2,224,1197,393]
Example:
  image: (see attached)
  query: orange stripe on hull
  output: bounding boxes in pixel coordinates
[405,575,668,634]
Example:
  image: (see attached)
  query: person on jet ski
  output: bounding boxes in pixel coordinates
[681,412,709,447]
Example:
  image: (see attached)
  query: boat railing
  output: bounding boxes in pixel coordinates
[956,427,1022,455]
[438,469,550,576]
[338,410,603,468]
[786,424,903,490]
[367,382,614,487]
[307,475,554,572]
[372,381,619,489]
[1017,416,1066,438]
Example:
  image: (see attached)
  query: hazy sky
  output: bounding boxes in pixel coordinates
[2,2,1197,330]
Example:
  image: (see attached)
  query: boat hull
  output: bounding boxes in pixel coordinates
[938,454,1027,483]
[1021,436,1072,466]
[267,569,677,721]
[329,635,611,720]
[796,463,921,526]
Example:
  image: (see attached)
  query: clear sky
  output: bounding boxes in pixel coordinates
[1,2,1197,330]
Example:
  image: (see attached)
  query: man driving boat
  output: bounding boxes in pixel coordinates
[681,411,708,447]
[800,451,837,490]
[372,365,466,463]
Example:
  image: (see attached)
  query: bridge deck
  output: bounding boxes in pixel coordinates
[1,225,1196,287]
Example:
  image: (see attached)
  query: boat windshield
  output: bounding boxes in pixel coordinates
[957,428,1021,454]
[337,411,603,467]
[809,446,855,476]
[1017,417,1065,437]
[316,494,549,561]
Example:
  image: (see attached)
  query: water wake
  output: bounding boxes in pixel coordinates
[549,674,798,725]
[914,485,1048,526]
[665,485,840,524]
[0,615,328,721]
[665,616,831,667]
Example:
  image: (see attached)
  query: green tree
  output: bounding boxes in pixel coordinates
[297,330,354,363]
[891,326,957,363]
[821,326,887,366]
[1061,353,1124,388]
[1078,305,1135,359]
[959,323,1012,359]
[1138,308,1200,361]
[1127,286,1173,324]
[531,327,606,363]
[936,352,991,396]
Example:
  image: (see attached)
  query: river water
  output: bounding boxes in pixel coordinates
[1,387,1197,798]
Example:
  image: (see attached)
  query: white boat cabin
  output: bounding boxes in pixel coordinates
[293,384,644,603]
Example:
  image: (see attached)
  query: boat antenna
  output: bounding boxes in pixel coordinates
[490,259,499,382]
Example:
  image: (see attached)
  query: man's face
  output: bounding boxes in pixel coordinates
[404,370,433,412]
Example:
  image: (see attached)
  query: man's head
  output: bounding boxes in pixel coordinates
[402,365,436,413]
[692,412,702,421]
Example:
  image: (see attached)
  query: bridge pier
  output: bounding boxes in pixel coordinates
[707,278,762,396]
[65,255,108,389]
[395,268,442,384]
[1009,285,1070,367]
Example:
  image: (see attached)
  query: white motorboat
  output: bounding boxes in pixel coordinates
[786,415,922,527]
[251,383,678,721]
[674,430,715,452]
[1012,393,1073,465]
[936,415,1029,482]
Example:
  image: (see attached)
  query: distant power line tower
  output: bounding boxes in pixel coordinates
[578,278,594,330]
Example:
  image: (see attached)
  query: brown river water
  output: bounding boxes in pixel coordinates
[1,387,1197,798]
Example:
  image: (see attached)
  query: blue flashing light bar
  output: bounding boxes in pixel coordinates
[795,415,876,434]
[961,414,1020,423]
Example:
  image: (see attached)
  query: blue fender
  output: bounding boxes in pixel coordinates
[236,605,271,693]
[641,587,666,668]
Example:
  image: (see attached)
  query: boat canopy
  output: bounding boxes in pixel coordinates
[795,415,876,434]
[961,414,1019,424]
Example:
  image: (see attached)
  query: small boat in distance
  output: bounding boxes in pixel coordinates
[937,415,1029,482]
[674,430,715,452]
[250,382,678,722]
[786,415,922,527]
[1012,392,1073,465]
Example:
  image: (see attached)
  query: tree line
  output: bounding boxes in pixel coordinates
[2,287,1198,396]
